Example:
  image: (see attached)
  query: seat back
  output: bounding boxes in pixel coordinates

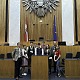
[39,37,44,41]
[0,54,5,59]
[6,53,12,59]
[66,53,73,58]
[75,52,80,58]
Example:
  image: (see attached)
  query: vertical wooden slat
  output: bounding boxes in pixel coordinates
[0,0,6,42]
[76,0,80,41]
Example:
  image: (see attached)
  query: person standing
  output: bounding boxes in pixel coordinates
[50,41,58,73]
[44,44,52,74]
[27,42,35,74]
[12,42,22,80]
[35,43,44,55]
[54,46,61,77]
[21,45,28,76]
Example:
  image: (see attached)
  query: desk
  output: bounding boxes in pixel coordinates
[65,59,80,78]
[0,59,14,78]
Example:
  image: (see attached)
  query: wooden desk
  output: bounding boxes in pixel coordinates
[0,59,15,78]
[31,56,48,80]
[65,59,80,78]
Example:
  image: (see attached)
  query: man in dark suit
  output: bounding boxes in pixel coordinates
[27,42,35,73]
[35,43,44,55]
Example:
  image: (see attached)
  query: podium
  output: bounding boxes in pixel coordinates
[31,56,48,80]
[0,59,14,78]
[65,59,80,78]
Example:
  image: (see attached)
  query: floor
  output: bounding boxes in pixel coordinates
[0,72,80,80]
[0,67,80,80]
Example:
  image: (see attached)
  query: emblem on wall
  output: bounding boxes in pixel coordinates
[22,0,60,17]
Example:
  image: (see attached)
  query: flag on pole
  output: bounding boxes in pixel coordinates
[53,15,57,41]
[24,18,28,42]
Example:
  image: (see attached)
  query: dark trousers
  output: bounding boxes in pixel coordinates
[28,57,31,73]
[48,59,52,73]
[52,56,56,72]
[15,57,22,78]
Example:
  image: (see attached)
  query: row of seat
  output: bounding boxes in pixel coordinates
[62,52,80,66]
[65,52,80,58]
[0,52,80,59]
[0,53,12,59]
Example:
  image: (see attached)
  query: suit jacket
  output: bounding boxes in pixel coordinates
[50,45,57,57]
[12,47,22,61]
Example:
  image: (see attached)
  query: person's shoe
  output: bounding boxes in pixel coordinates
[24,73,27,76]
[19,75,23,78]
[15,77,19,80]
[22,73,27,76]
[58,73,61,77]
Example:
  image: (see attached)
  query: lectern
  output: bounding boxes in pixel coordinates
[31,56,48,80]
[0,59,14,78]
[65,59,80,78]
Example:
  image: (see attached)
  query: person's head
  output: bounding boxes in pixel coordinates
[55,46,60,51]
[53,40,57,46]
[17,42,21,48]
[30,42,33,46]
[46,44,50,48]
[34,43,37,48]
[38,43,41,48]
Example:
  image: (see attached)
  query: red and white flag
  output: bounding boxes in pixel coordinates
[24,18,28,42]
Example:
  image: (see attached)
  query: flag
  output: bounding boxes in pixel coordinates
[24,18,28,42]
[53,15,57,41]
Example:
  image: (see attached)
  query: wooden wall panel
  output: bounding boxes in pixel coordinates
[0,60,14,78]
[20,0,62,42]
[60,46,80,59]
[0,46,15,54]
[76,0,80,41]
[0,0,6,43]
[65,59,80,78]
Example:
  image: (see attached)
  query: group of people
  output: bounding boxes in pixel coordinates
[12,41,61,80]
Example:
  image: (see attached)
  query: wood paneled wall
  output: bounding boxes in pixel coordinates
[0,46,15,58]
[76,0,80,41]
[20,0,62,42]
[0,0,6,42]
[60,46,80,59]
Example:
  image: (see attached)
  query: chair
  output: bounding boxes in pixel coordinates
[0,54,5,59]
[62,52,73,65]
[39,37,44,41]
[66,52,73,58]
[4,43,9,46]
[58,41,66,46]
[74,52,80,58]
[6,53,12,59]
[62,52,73,66]
[61,52,73,75]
